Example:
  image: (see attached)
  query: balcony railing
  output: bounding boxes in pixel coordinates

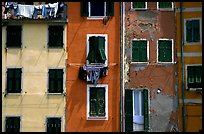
[2,2,67,22]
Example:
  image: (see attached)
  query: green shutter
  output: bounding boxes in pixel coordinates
[139,41,147,62]
[98,37,106,63]
[125,90,133,132]
[13,117,20,132]
[159,2,172,8]
[6,117,12,132]
[193,20,200,42]
[186,21,192,42]
[106,2,114,16]
[56,70,63,93]
[15,69,22,93]
[6,26,22,47]
[132,41,139,62]
[90,87,98,116]
[81,2,89,17]
[87,37,97,64]
[158,40,166,62]
[165,40,172,62]
[143,89,149,131]
[48,26,63,47]
[97,88,105,116]
[133,2,145,8]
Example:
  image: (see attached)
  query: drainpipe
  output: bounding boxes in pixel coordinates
[180,2,186,132]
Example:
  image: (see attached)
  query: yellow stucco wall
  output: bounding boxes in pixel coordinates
[2,23,66,132]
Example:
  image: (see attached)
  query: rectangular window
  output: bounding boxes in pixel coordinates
[125,89,149,132]
[132,40,148,62]
[5,116,20,132]
[81,2,114,17]
[86,34,107,66]
[157,39,173,63]
[132,2,147,9]
[46,117,61,132]
[6,25,22,48]
[157,2,173,9]
[48,69,64,93]
[187,65,202,89]
[87,85,108,120]
[6,68,22,93]
[185,19,201,43]
[48,25,64,48]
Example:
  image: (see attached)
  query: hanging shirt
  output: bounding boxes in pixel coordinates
[17,4,34,18]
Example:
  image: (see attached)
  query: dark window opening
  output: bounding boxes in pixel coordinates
[5,117,20,132]
[48,69,63,93]
[6,25,22,48]
[47,118,61,132]
[187,65,202,89]
[48,25,64,48]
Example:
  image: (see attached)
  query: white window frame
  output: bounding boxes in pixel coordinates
[47,67,65,95]
[5,66,23,95]
[184,18,202,44]
[157,2,174,11]
[131,38,149,64]
[45,116,62,132]
[87,2,106,20]
[86,34,108,67]
[87,84,108,120]
[4,115,21,132]
[185,64,202,89]
[157,38,174,64]
[131,2,147,10]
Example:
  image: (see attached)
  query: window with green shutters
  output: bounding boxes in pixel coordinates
[125,89,149,132]
[48,25,64,48]
[6,25,22,48]
[158,39,173,62]
[187,65,202,89]
[158,2,173,9]
[6,68,22,93]
[89,87,105,117]
[87,36,107,64]
[48,69,63,93]
[81,2,114,17]
[185,19,200,43]
[5,117,20,132]
[132,2,146,9]
[46,117,61,132]
[132,40,148,62]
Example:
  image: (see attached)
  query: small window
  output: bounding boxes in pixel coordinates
[157,39,173,63]
[185,19,201,43]
[87,85,108,120]
[6,25,22,48]
[132,40,148,62]
[187,65,202,89]
[81,2,114,17]
[46,117,61,132]
[86,35,107,66]
[48,69,63,93]
[132,2,147,10]
[158,2,173,9]
[6,68,22,93]
[5,116,20,132]
[48,25,64,48]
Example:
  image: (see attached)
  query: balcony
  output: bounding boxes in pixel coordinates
[2,2,68,23]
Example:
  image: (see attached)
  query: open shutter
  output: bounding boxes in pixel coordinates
[98,37,106,63]
[15,69,22,93]
[125,90,133,132]
[143,89,149,131]
[106,2,114,16]
[97,87,105,116]
[90,87,98,116]
[81,2,88,17]
[87,36,97,64]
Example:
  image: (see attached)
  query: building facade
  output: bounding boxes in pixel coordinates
[123,2,179,132]
[66,2,121,132]
[2,2,67,132]
[175,2,202,132]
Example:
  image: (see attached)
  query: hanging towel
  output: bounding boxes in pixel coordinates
[17,4,34,18]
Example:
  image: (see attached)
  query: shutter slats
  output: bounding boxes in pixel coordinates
[125,90,133,132]
[106,2,114,16]
[81,2,89,17]
[143,89,149,131]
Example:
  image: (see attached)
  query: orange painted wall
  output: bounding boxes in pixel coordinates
[66,2,120,132]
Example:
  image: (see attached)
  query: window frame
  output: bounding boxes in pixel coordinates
[157,2,174,11]
[184,18,202,44]
[87,2,106,20]
[157,38,174,63]
[185,64,202,89]
[6,25,22,48]
[87,84,108,120]
[131,38,149,64]
[5,67,23,95]
[45,116,62,132]
[86,34,108,66]
[131,2,147,10]
[47,25,64,48]
[47,68,65,95]
[4,116,21,132]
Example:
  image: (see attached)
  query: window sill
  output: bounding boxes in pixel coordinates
[87,116,108,120]
[131,62,148,64]
[157,61,174,64]
[46,93,65,95]
[87,16,105,20]
[131,8,147,11]
[157,8,174,11]
[184,42,202,45]
[5,47,22,49]
[3,93,22,96]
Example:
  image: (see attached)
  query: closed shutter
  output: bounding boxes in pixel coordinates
[56,70,63,93]
[143,89,149,131]
[159,2,172,8]
[193,20,200,42]
[6,26,22,47]
[165,40,172,62]
[97,87,105,116]
[158,40,166,62]
[49,70,55,93]
[98,37,106,63]
[133,2,145,8]
[13,117,20,132]
[187,66,194,88]
[125,90,133,132]
[48,26,63,47]
[186,21,192,42]
[6,117,12,132]
[14,69,22,93]
[7,69,14,93]
[106,2,114,16]
[47,118,61,132]
[90,87,98,116]
[55,118,61,132]
[81,2,88,17]
[132,41,139,62]
[6,117,20,132]
[140,41,147,62]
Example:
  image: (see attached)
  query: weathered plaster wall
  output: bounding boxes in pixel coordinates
[124,2,178,132]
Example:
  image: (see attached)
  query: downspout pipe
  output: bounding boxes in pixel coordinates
[180,2,186,132]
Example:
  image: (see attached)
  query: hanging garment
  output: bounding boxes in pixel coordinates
[17,4,34,18]
[48,2,58,17]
